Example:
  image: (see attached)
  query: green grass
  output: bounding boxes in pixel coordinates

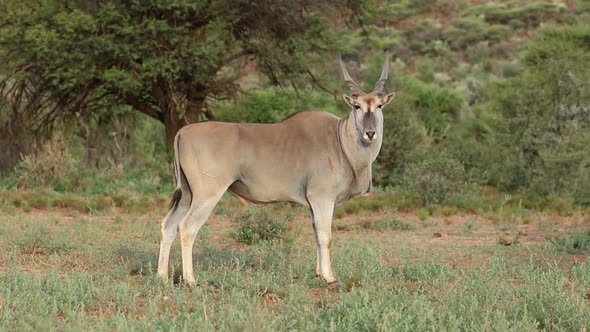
[1,203,589,331]
[1,186,586,221]
[546,229,590,254]
[0,190,169,214]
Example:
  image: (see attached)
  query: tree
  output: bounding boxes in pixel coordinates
[484,26,590,202]
[0,0,347,150]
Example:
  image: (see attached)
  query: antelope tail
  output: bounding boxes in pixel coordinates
[169,133,184,210]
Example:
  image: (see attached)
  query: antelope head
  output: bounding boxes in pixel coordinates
[340,52,396,144]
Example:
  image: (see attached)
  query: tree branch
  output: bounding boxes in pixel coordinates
[119,92,162,122]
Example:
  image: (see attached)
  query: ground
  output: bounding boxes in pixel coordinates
[0,199,589,330]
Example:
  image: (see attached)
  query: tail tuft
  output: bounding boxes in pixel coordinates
[169,188,182,210]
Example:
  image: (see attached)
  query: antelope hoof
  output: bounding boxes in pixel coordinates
[327,280,344,291]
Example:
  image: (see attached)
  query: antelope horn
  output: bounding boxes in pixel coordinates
[372,51,390,95]
[339,56,365,97]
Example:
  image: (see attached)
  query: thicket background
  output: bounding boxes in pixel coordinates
[0,0,589,212]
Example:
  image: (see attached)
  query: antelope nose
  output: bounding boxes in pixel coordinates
[366,131,375,140]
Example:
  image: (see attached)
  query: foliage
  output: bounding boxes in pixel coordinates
[547,229,590,253]
[0,0,589,208]
[481,26,590,204]
[232,208,288,245]
[403,153,469,206]
[443,17,510,51]
[14,136,75,189]
[0,189,169,214]
[359,217,417,231]
[373,77,462,187]
[0,0,346,149]
[213,88,344,124]
[373,105,424,186]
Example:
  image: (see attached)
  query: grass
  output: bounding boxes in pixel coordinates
[1,196,589,331]
[0,190,169,214]
[546,229,590,254]
[2,186,587,220]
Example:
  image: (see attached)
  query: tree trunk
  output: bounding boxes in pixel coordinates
[163,106,187,153]
[162,98,209,152]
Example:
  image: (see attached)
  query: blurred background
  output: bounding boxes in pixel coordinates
[0,0,588,213]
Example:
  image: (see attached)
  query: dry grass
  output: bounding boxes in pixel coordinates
[1,194,589,330]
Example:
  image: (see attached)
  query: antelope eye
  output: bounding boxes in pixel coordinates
[377,104,383,109]
[354,104,361,110]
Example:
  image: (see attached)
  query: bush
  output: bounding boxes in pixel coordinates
[15,136,77,189]
[443,17,510,51]
[232,208,288,245]
[479,26,590,203]
[547,229,590,254]
[360,218,417,231]
[213,88,343,124]
[484,3,564,29]
[402,153,469,206]
[373,77,463,187]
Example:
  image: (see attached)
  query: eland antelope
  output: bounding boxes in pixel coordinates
[157,53,396,286]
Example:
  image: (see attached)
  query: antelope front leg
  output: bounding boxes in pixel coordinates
[309,199,337,284]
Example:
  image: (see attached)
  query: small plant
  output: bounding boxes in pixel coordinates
[417,208,430,221]
[360,218,417,231]
[465,219,474,231]
[232,208,287,245]
[540,194,575,217]
[13,226,72,255]
[546,230,590,254]
[440,206,459,216]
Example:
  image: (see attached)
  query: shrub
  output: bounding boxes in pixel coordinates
[373,77,463,187]
[232,208,288,245]
[443,18,509,51]
[480,26,590,203]
[402,153,469,206]
[213,88,343,124]
[373,104,425,186]
[15,136,77,189]
[360,218,417,231]
[547,229,590,254]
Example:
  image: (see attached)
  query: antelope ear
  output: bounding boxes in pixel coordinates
[342,94,356,108]
[381,92,396,108]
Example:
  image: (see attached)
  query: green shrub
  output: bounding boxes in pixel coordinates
[374,77,463,187]
[538,194,575,217]
[360,218,417,231]
[479,26,590,203]
[373,104,425,186]
[547,229,590,254]
[334,194,394,217]
[403,153,468,206]
[232,208,288,245]
[443,18,509,51]
[213,88,343,124]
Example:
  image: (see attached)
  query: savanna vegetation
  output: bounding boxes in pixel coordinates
[0,0,589,330]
